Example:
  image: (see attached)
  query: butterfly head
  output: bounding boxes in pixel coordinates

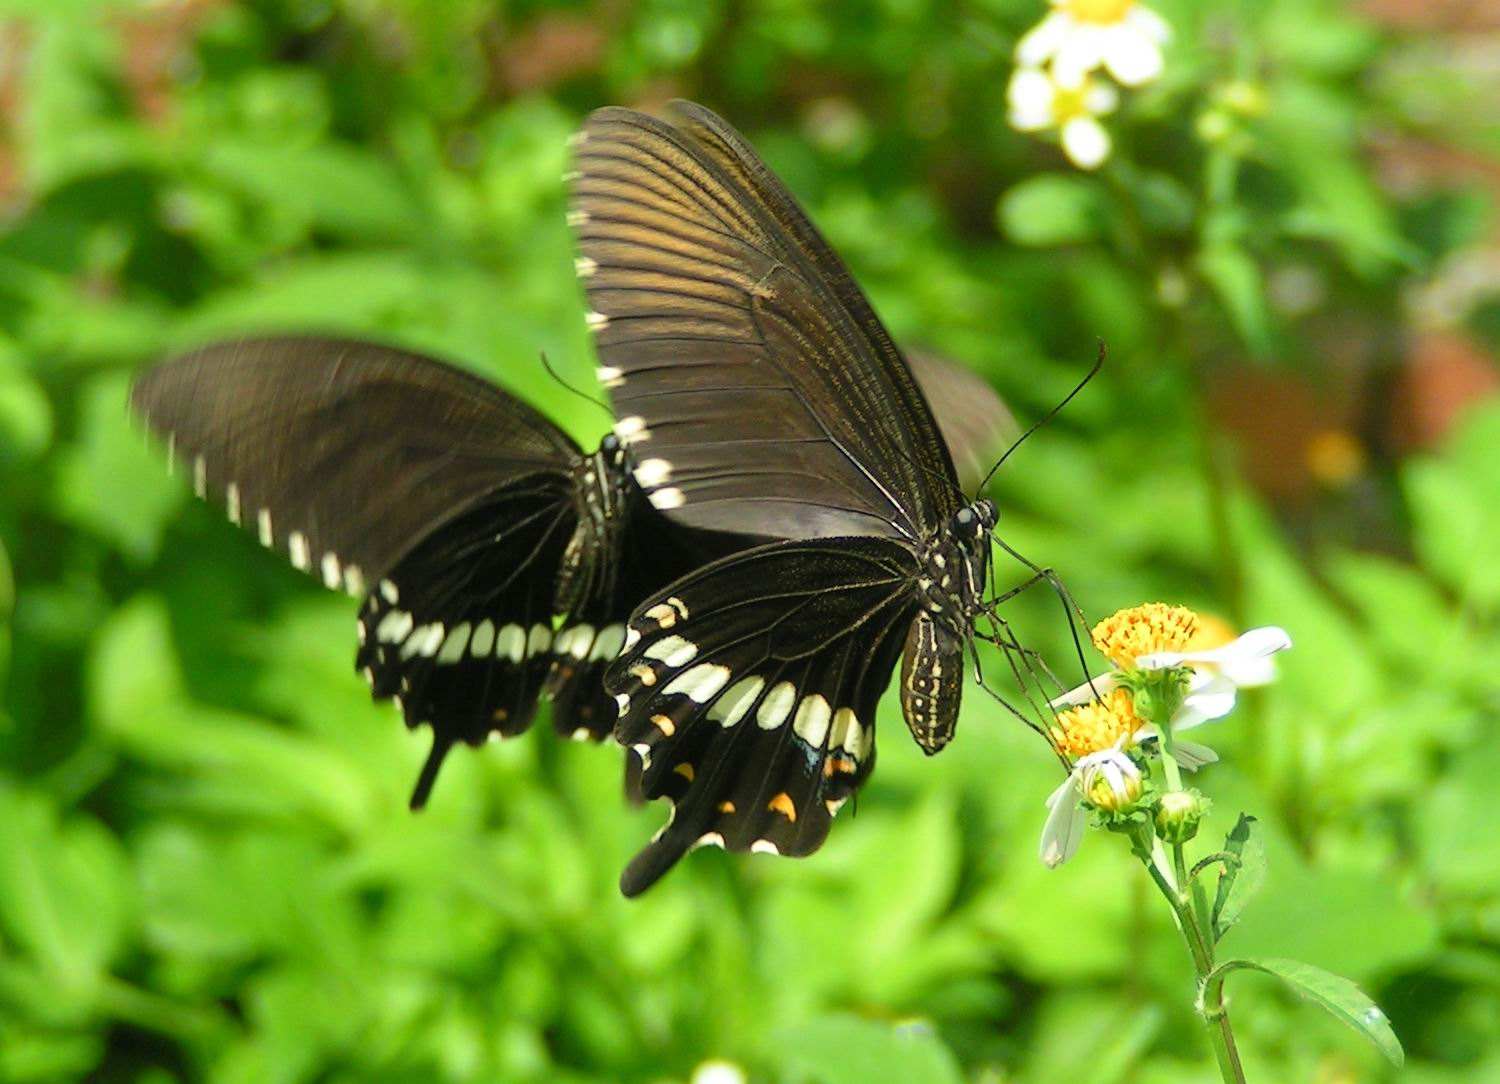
[597,431,626,466]
[951,498,997,546]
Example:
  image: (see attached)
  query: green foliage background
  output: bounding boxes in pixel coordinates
[1,1,1498,1081]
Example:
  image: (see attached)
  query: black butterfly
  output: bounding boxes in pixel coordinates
[571,101,1015,895]
[130,336,745,807]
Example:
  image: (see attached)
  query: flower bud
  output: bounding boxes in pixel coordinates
[1195,109,1232,144]
[1081,753,1144,813]
[1155,789,1206,844]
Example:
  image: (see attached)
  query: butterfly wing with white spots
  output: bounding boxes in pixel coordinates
[355,484,571,806]
[574,103,1018,893]
[131,337,579,587]
[132,336,692,805]
[569,102,960,544]
[603,537,919,896]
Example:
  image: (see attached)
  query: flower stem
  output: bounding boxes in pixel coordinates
[1142,856,1248,1083]
[1142,684,1248,1083]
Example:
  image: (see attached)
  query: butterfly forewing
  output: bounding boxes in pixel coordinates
[131,337,579,587]
[570,102,960,542]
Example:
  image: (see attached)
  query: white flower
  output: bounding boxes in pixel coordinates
[1051,611,1292,768]
[1007,66,1118,170]
[1017,0,1172,90]
[1040,745,1142,868]
[691,1061,748,1084]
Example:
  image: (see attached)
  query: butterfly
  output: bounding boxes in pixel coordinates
[570,100,1024,895]
[130,335,748,807]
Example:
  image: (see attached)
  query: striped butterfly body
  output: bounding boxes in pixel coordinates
[569,101,1012,895]
[131,336,744,806]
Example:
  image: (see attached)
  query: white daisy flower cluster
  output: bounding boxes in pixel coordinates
[1039,603,1291,868]
[1007,0,1171,170]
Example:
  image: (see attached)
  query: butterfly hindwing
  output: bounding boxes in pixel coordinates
[545,491,753,742]
[355,480,574,805]
[603,537,918,895]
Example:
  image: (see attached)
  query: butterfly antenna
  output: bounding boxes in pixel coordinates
[974,339,1106,496]
[539,351,613,417]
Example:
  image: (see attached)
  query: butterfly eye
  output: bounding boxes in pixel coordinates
[977,499,997,527]
[600,433,621,454]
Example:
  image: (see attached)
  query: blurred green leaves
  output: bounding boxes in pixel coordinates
[52,374,182,562]
[778,1016,965,1084]
[0,1,1494,1082]
[999,174,1107,247]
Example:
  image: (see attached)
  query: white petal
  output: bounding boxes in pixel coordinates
[1127,5,1172,43]
[1053,25,1109,89]
[1040,776,1087,868]
[1075,747,1141,805]
[1170,740,1219,772]
[1061,116,1111,169]
[1101,25,1163,86]
[1085,80,1119,115]
[1007,68,1058,130]
[1172,671,1238,730]
[1044,774,1076,810]
[1015,11,1072,66]
[1138,626,1293,673]
[1048,670,1118,708]
[1220,653,1278,688]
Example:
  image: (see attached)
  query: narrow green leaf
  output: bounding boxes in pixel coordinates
[1211,814,1264,940]
[1217,957,1403,1067]
[1197,242,1273,357]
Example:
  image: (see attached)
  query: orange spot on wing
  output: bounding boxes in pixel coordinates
[767,792,797,821]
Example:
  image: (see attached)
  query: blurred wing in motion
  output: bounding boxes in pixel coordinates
[905,350,1018,493]
[602,537,918,896]
[132,336,586,805]
[132,336,579,584]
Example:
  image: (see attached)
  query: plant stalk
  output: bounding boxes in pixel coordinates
[1148,691,1248,1083]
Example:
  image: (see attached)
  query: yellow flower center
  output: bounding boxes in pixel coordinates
[1049,688,1141,759]
[1051,82,1094,122]
[1061,0,1135,24]
[1091,603,1201,670]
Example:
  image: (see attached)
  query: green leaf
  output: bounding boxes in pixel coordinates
[1416,739,1500,894]
[1197,242,1272,356]
[201,139,425,243]
[0,367,54,460]
[50,373,183,562]
[1215,957,1404,1067]
[998,175,1106,247]
[1211,814,1264,940]
[0,785,133,987]
[776,1014,964,1084]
